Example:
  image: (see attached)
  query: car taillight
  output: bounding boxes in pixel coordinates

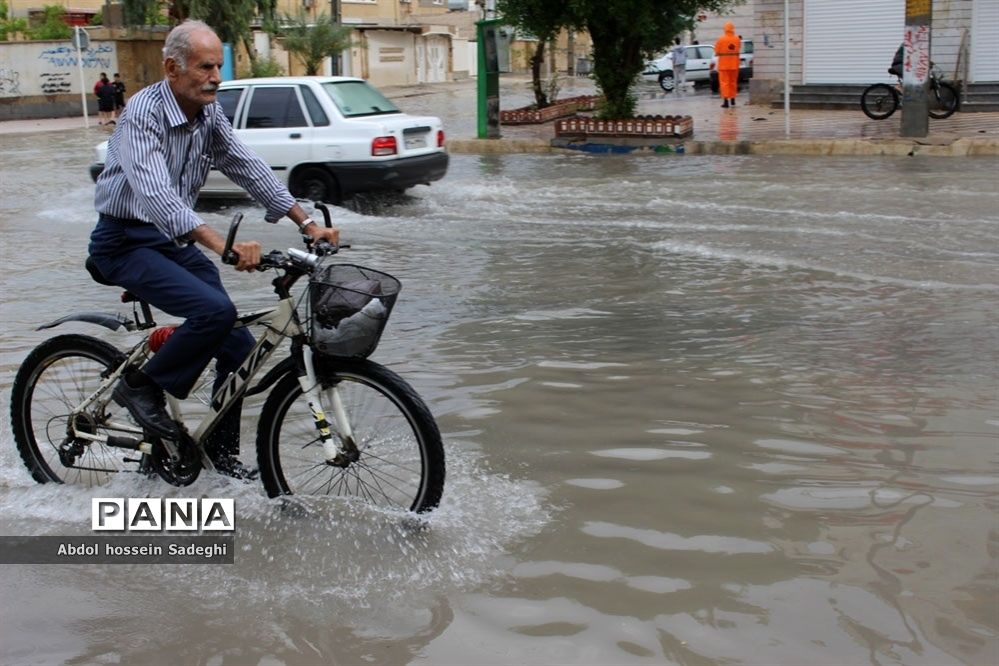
[437,130,445,147]
[371,136,397,156]
[709,62,716,71]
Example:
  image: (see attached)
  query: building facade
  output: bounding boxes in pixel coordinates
[263,0,469,86]
[750,0,998,102]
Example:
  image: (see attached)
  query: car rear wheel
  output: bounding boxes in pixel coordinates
[291,167,340,204]
[658,71,675,93]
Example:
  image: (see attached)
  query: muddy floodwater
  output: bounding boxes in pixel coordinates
[1,127,997,665]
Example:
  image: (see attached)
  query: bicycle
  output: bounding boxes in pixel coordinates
[9,205,445,513]
[860,63,959,120]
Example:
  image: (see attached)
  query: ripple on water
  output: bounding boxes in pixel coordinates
[564,478,624,490]
[581,521,773,555]
[590,448,712,461]
[513,560,692,595]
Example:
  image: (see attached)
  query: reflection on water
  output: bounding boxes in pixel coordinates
[719,107,739,140]
[1,128,997,665]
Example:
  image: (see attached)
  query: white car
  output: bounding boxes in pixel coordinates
[641,44,716,93]
[90,76,449,203]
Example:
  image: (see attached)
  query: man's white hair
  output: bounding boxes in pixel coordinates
[162,20,217,70]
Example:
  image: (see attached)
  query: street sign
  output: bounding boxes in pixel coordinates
[74,27,90,127]
[73,27,90,51]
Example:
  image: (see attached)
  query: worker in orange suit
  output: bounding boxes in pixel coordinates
[714,21,741,108]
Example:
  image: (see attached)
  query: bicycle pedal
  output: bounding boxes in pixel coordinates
[122,457,142,463]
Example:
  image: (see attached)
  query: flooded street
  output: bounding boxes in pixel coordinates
[1,125,997,665]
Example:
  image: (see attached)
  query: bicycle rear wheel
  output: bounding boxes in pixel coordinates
[10,334,133,486]
[256,358,445,513]
[861,83,899,120]
[928,81,959,119]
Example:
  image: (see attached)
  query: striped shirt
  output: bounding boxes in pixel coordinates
[95,80,295,241]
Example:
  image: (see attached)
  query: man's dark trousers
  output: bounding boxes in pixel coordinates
[89,215,254,453]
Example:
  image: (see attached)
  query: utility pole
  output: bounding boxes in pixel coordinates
[900,0,931,137]
[74,26,90,128]
[330,0,342,75]
[567,31,575,76]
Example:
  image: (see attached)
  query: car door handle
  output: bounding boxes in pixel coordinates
[289,133,302,139]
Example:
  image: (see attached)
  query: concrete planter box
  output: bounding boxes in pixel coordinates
[554,114,694,139]
[500,95,601,125]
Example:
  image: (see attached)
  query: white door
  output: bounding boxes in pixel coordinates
[804,0,905,84]
[232,85,314,191]
[416,40,426,83]
[425,35,448,83]
[686,44,715,82]
[971,0,999,82]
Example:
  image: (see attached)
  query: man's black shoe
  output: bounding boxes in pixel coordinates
[112,380,178,440]
[210,454,259,481]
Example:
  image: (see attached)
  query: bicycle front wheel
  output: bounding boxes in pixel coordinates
[861,83,899,120]
[928,81,959,119]
[10,334,130,486]
[257,358,445,513]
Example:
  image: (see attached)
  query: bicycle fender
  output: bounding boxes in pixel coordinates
[245,356,297,398]
[37,312,134,332]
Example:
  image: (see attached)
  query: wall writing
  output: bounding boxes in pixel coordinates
[0,40,118,98]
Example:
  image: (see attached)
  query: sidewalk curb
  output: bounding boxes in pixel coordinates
[448,136,999,157]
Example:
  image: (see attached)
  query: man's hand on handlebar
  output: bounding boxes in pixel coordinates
[231,240,262,271]
[303,222,339,247]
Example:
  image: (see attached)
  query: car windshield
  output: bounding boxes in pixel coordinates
[321,81,400,118]
[743,41,754,54]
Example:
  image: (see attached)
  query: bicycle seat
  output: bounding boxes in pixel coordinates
[85,256,115,286]
[86,256,141,303]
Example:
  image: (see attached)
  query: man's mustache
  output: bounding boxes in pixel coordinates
[201,83,219,93]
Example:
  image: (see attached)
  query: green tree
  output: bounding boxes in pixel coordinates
[497,0,577,108]
[29,5,72,40]
[271,10,353,76]
[122,0,165,26]
[183,0,257,45]
[168,1,278,70]
[569,0,737,118]
[0,1,29,41]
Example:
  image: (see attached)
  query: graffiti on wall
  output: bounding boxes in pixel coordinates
[0,41,118,98]
[904,24,931,85]
[37,43,115,69]
[0,67,20,95]
[40,71,72,94]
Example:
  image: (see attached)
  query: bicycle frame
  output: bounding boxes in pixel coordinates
[67,291,350,467]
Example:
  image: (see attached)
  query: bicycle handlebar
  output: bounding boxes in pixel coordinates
[220,212,344,269]
[220,213,244,266]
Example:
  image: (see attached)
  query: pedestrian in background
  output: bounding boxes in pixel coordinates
[112,73,126,119]
[671,37,687,95]
[93,71,108,96]
[714,21,741,108]
[95,76,115,125]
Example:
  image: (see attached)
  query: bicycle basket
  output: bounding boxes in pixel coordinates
[309,264,401,358]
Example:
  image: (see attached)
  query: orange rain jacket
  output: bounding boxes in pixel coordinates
[714,22,741,99]
[714,22,741,71]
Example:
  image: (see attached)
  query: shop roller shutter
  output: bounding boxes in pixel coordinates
[971,0,999,82]
[804,0,905,84]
